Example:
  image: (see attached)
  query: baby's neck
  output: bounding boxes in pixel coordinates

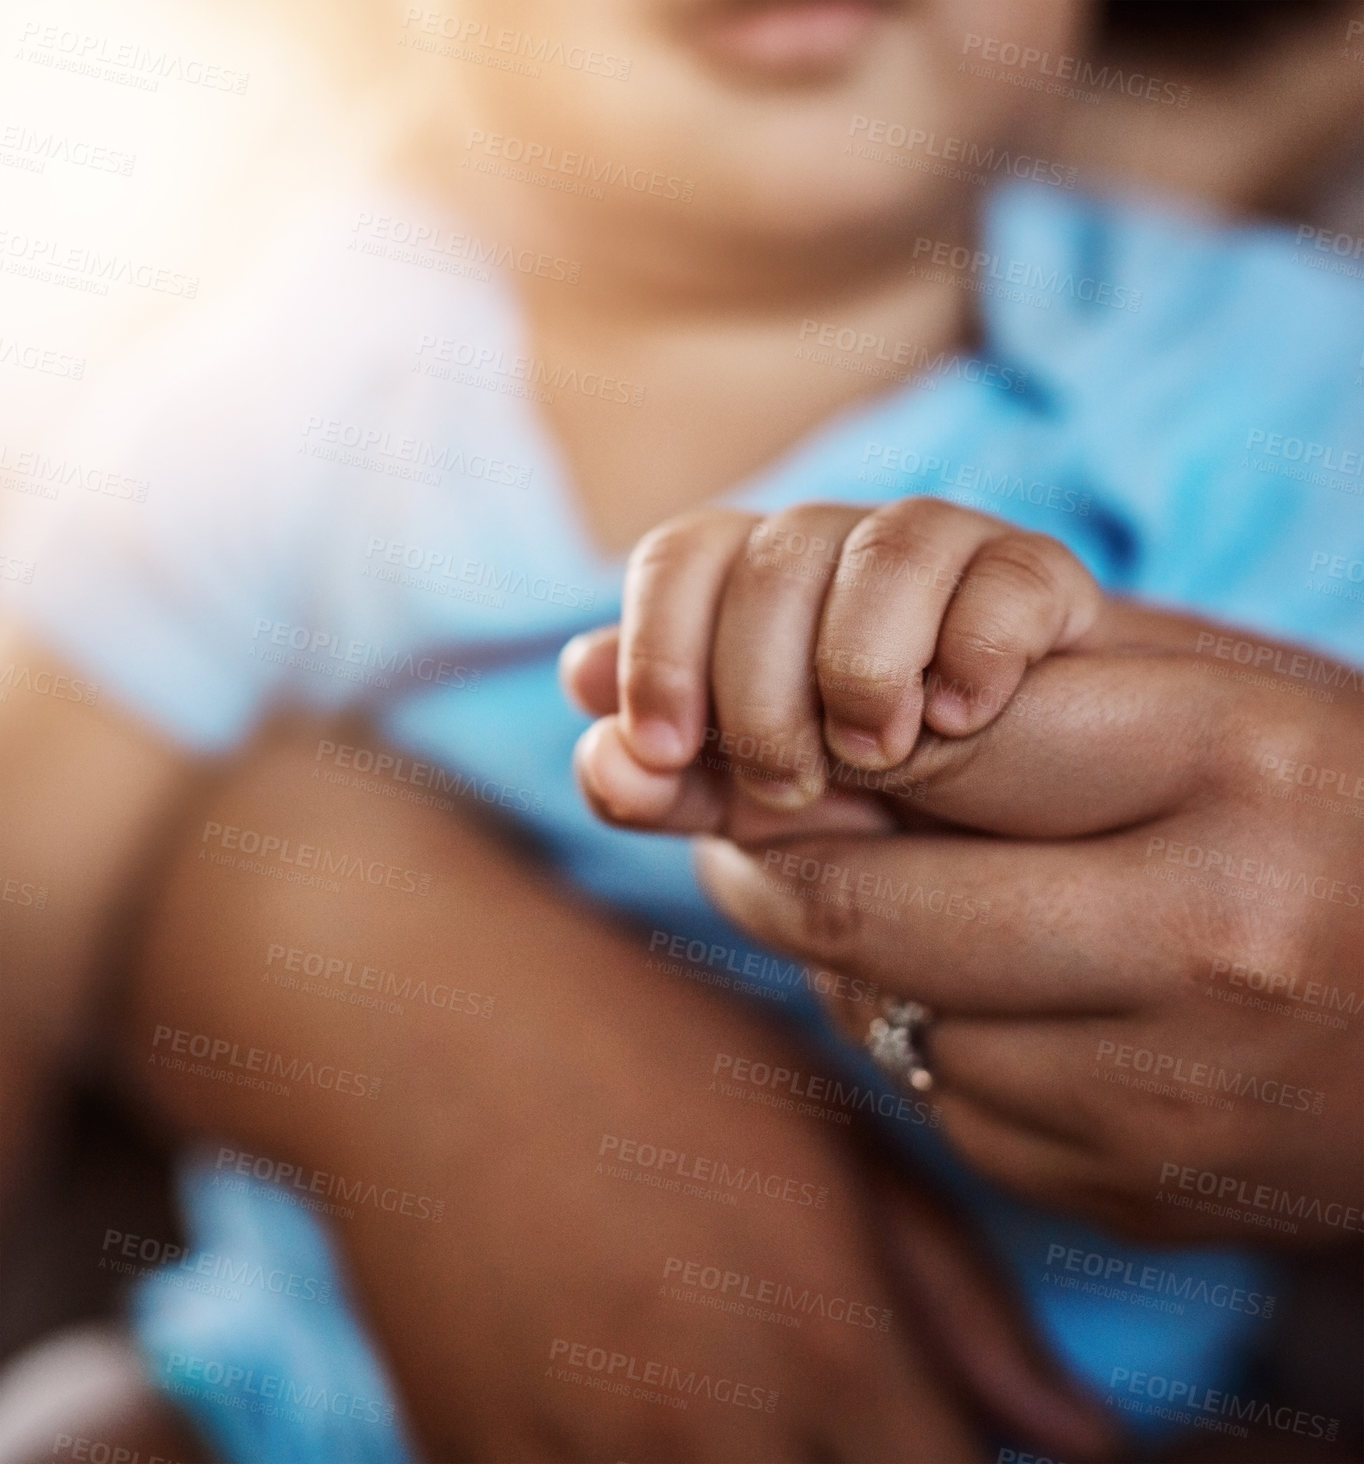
[523,250,975,556]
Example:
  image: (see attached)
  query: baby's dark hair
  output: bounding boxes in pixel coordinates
[1101,0,1351,55]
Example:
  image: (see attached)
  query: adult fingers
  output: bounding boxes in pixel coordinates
[693,831,1169,1016]
[927,1091,1112,1225]
[925,1016,1111,1151]
[885,653,1238,839]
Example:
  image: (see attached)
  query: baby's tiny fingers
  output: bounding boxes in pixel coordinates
[559,626,620,717]
[817,498,993,771]
[618,511,757,770]
[573,715,726,832]
[925,533,1103,736]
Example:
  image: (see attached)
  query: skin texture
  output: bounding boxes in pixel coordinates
[409,0,1084,554]
[567,512,1364,1248]
[570,498,1107,821]
[115,715,1120,1463]
[0,630,199,1202]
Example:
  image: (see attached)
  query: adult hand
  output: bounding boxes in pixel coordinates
[695,611,1364,1247]
[567,607,1364,1247]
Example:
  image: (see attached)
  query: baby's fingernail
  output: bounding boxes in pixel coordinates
[825,721,885,767]
[629,716,687,767]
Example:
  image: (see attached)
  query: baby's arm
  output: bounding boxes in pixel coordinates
[566,498,1106,832]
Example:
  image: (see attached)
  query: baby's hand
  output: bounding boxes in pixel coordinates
[564,498,1105,831]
